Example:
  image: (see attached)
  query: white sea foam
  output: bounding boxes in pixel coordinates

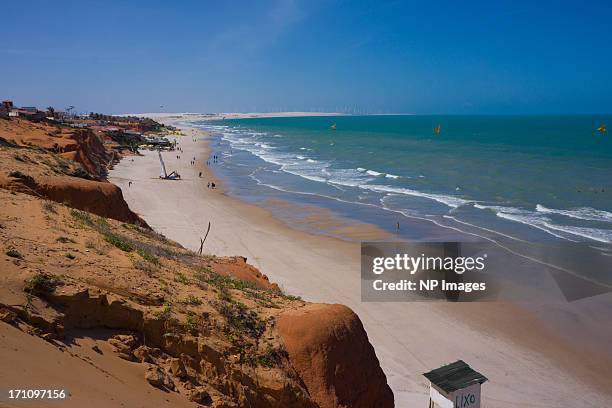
[360,169,400,178]
[542,223,612,243]
[364,184,471,208]
[475,204,612,243]
[536,204,612,223]
[327,168,374,187]
[254,142,273,149]
[218,126,377,188]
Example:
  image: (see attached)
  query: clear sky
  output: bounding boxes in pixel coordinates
[1,0,611,114]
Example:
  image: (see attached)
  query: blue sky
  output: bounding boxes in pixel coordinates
[1,0,611,114]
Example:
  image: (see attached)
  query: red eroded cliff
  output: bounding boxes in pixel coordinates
[60,128,111,177]
[0,172,147,227]
[0,118,145,226]
[0,119,111,178]
[278,303,394,408]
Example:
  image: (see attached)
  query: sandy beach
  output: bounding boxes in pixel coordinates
[109,116,612,407]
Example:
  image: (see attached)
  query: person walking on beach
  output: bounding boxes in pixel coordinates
[128,181,132,188]
[199,172,202,178]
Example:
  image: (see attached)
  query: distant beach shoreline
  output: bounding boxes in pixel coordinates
[109,113,612,407]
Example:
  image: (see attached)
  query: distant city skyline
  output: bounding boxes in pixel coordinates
[1,0,611,114]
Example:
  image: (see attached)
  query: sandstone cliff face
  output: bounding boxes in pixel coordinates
[0,188,395,407]
[0,119,111,178]
[0,119,146,226]
[0,190,317,407]
[214,256,281,292]
[60,128,111,178]
[0,173,146,226]
[278,303,394,408]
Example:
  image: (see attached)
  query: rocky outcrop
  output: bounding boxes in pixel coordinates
[0,173,147,226]
[0,119,110,178]
[214,256,280,291]
[144,364,175,390]
[0,118,145,225]
[60,129,111,178]
[278,303,394,408]
[3,284,318,408]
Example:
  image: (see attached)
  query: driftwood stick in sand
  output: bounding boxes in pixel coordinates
[198,221,211,255]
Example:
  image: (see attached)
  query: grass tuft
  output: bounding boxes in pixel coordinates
[283,294,302,302]
[103,233,134,252]
[198,270,258,291]
[70,209,94,226]
[136,248,160,265]
[154,301,172,321]
[174,272,190,284]
[42,201,58,214]
[216,297,265,339]
[257,345,285,367]
[133,258,157,275]
[180,295,202,306]
[26,273,61,294]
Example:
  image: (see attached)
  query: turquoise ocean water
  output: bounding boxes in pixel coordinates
[192,115,612,244]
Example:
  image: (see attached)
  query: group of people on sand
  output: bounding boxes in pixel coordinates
[175,145,183,159]
[204,154,220,188]
[173,143,221,188]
